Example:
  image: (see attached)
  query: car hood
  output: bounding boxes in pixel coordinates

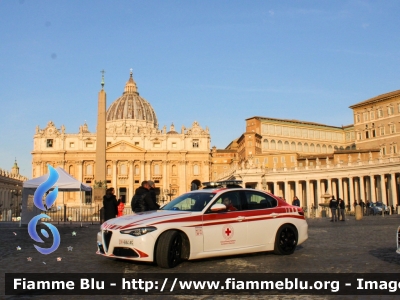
[101,210,199,230]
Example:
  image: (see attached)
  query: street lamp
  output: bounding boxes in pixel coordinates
[11,185,22,219]
[261,176,267,190]
[164,184,176,202]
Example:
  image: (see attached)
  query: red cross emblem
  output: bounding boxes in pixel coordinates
[225,228,232,236]
[222,225,234,240]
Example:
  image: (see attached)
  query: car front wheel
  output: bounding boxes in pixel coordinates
[156,230,182,268]
[274,224,298,255]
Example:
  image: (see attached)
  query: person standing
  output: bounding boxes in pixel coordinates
[131,181,159,213]
[329,196,338,222]
[338,198,345,221]
[292,196,300,207]
[147,180,160,210]
[365,200,370,216]
[359,199,365,215]
[103,187,118,222]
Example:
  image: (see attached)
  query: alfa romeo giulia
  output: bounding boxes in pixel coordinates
[97,180,308,268]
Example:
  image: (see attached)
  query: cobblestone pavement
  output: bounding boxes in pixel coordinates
[1,215,400,299]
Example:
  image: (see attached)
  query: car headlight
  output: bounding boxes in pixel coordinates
[120,227,157,236]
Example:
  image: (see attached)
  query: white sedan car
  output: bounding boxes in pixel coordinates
[97,182,308,268]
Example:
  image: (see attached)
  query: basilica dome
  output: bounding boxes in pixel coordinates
[106,71,158,128]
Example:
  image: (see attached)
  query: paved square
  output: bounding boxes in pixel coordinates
[1,215,400,299]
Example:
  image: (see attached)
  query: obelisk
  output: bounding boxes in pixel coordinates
[93,70,107,206]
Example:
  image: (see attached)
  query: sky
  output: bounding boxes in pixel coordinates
[1,0,400,178]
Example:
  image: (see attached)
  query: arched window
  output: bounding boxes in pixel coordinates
[316,144,321,153]
[297,142,303,152]
[193,165,199,175]
[310,143,315,152]
[172,165,177,175]
[120,164,126,175]
[270,140,276,150]
[86,164,92,175]
[277,140,283,150]
[154,164,160,175]
[135,165,139,175]
[69,165,74,175]
[328,145,333,152]
[322,145,327,153]
[304,143,309,152]
[284,141,289,150]
[291,142,296,151]
[263,139,269,149]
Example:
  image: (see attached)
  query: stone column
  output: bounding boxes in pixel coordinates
[203,160,210,183]
[305,180,310,218]
[390,173,397,208]
[145,160,151,180]
[326,178,332,195]
[284,181,289,201]
[295,181,300,199]
[349,177,354,208]
[366,177,371,201]
[163,161,168,191]
[332,180,337,198]
[140,161,145,182]
[178,161,186,195]
[316,179,321,206]
[77,161,83,182]
[370,175,376,202]
[273,181,279,196]
[112,161,117,188]
[184,161,189,192]
[379,174,385,203]
[338,178,343,200]
[128,160,134,200]
[354,178,359,201]
[343,179,348,204]
[360,176,365,202]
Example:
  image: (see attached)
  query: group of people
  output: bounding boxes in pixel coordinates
[329,196,346,222]
[102,180,160,222]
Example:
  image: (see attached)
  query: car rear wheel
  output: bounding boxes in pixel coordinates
[274,224,298,255]
[156,230,182,268]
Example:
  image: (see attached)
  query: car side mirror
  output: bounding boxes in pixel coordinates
[210,203,227,212]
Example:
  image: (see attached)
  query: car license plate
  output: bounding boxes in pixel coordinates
[119,239,134,246]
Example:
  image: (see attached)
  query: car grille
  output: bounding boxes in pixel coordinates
[113,247,139,257]
[103,231,113,252]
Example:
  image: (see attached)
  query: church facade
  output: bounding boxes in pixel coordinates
[31,71,211,206]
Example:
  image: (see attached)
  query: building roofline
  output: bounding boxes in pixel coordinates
[349,90,400,109]
[246,116,344,130]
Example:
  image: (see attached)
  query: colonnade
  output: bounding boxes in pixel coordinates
[258,173,399,209]
[235,160,400,214]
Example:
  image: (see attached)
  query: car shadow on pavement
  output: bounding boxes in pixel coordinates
[178,245,305,268]
[369,247,400,265]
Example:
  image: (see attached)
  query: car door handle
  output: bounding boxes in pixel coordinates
[271,213,278,218]
[236,216,245,222]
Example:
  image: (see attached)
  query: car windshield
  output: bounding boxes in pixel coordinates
[161,192,215,211]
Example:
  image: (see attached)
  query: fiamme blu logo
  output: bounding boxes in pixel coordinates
[27,165,61,254]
